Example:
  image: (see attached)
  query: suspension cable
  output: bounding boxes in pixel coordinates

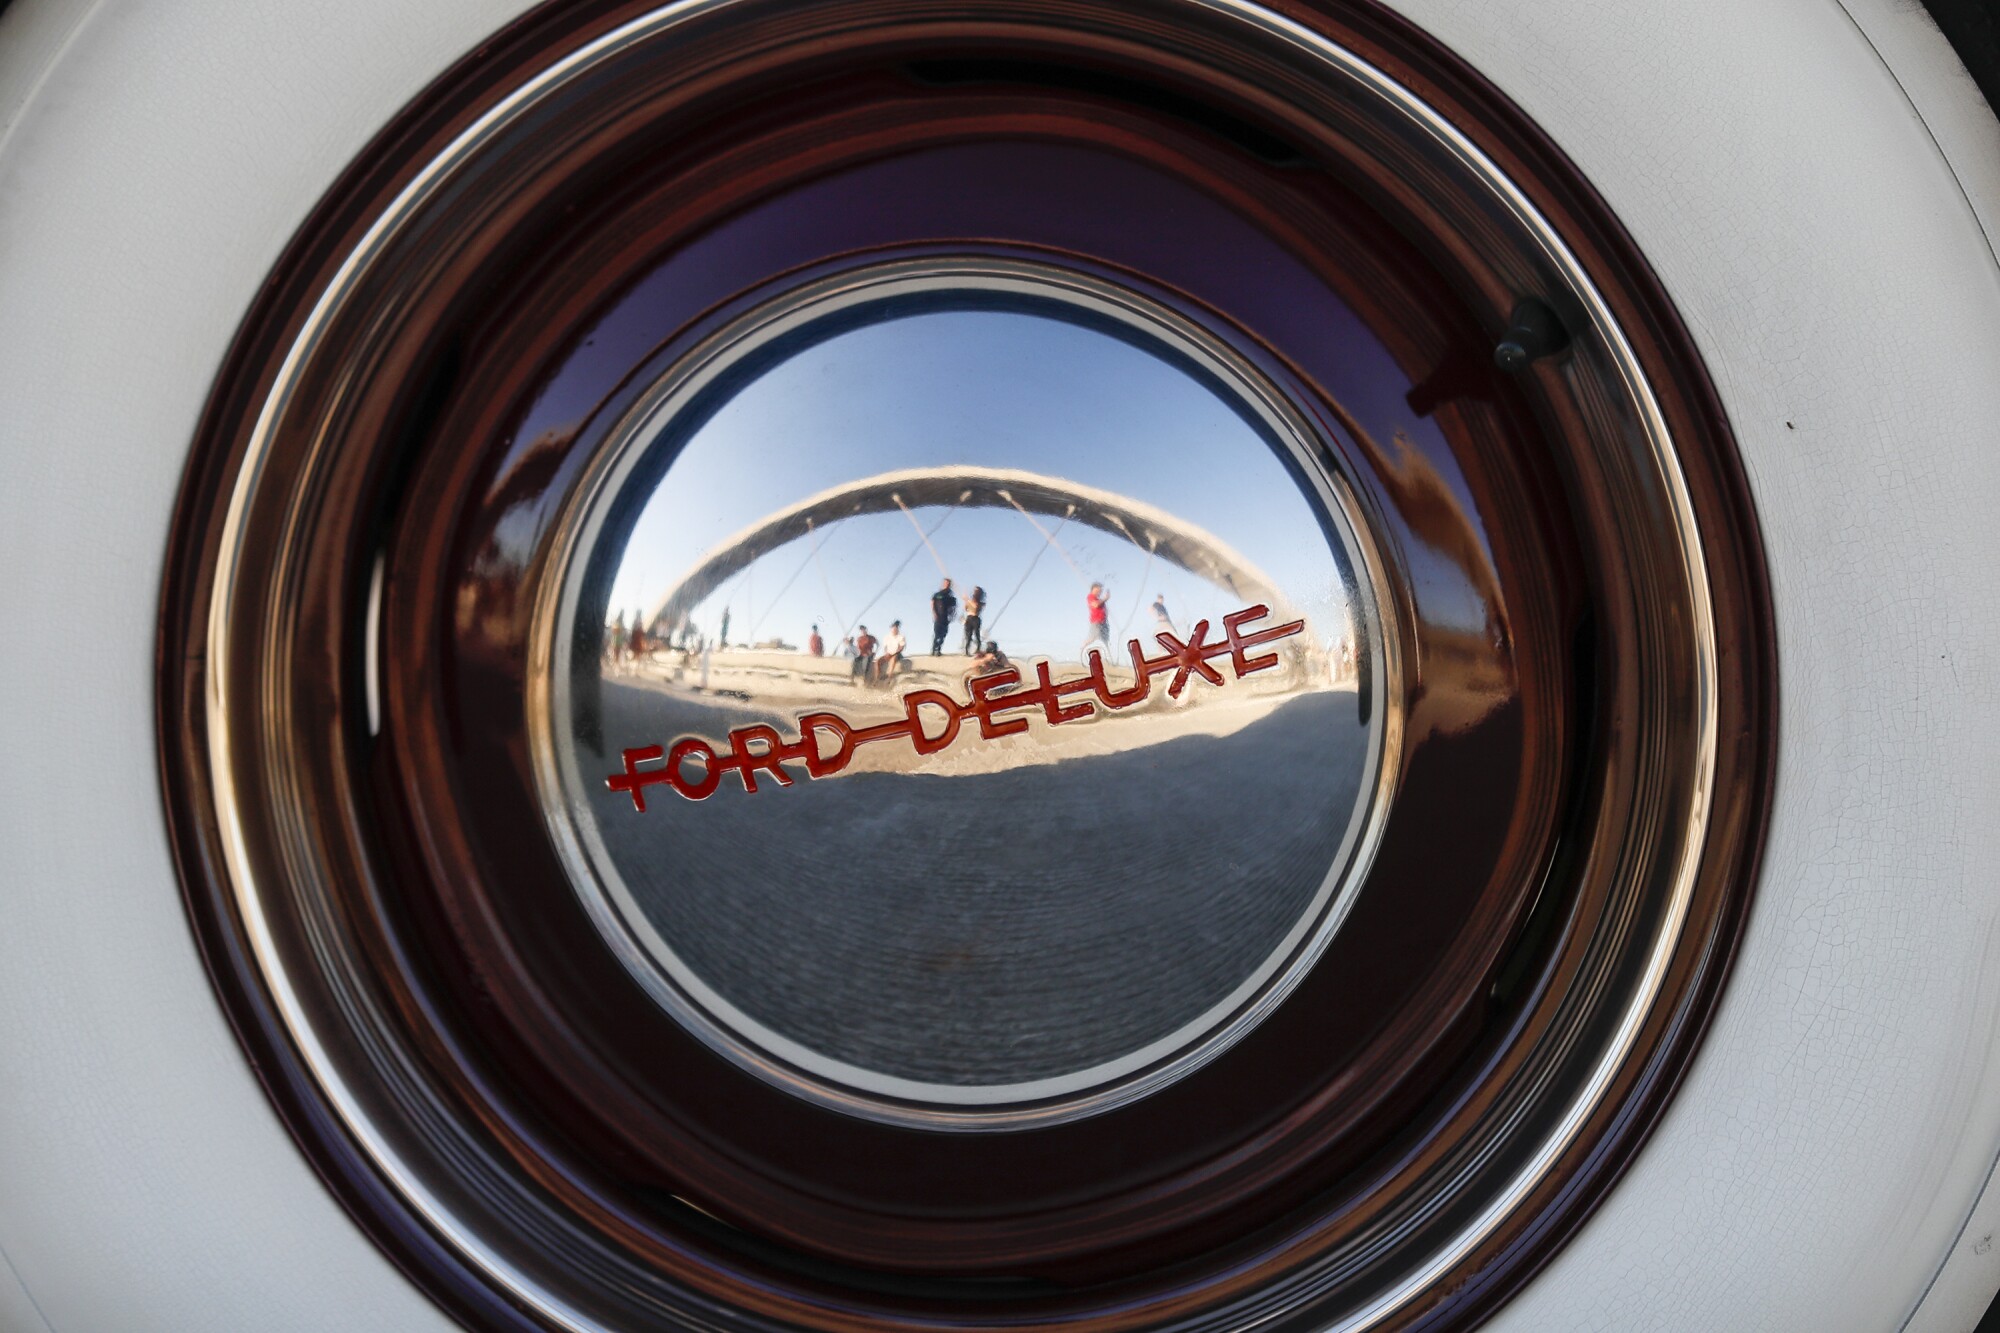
[746,520,830,642]
[1117,539,1159,640]
[894,493,951,579]
[985,509,1072,639]
[998,490,1089,586]
[807,515,848,636]
[842,496,967,639]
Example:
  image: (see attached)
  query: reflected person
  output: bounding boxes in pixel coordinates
[878,620,907,684]
[1081,581,1111,663]
[929,577,957,656]
[963,639,1008,687]
[852,625,875,682]
[961,584,985,656]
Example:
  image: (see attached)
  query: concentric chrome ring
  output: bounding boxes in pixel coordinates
[158,1,1773,1329]
[530,255,1402,1127]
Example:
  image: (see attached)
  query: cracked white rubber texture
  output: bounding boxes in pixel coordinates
[1403,2,2000,1331]
[0,0,533,1329]
[0,1,1996,1330]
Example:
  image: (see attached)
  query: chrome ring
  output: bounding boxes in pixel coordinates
[527,255,1404,1128]
[186,1,1727,1327]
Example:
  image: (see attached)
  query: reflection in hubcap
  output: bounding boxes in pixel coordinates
[160,2,1774,1322]
[536,260,1395,1124]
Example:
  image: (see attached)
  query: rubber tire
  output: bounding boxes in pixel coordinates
[1,1,1996,1329]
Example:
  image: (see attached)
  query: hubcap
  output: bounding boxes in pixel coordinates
[535,257,1396,1124]
[157,2,1775,1329]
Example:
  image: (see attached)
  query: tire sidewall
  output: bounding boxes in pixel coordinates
[0,1,1996,1329]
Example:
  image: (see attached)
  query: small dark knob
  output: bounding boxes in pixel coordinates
[1493,297,1571,371]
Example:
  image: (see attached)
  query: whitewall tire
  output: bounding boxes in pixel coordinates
[1,0,1996,1329]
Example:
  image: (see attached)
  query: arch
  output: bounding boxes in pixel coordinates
[642,465,1299,633]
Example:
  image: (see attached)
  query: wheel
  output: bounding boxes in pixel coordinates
[1,1,1996,1330]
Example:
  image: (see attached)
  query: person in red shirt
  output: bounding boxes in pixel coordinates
[808,623,824,657]
[1081,581,1111,663]
[852,626,876,683]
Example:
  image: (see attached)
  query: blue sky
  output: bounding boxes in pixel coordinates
[606,308,1354,660]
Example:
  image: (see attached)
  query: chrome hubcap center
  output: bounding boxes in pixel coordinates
[535,259,1395,1125]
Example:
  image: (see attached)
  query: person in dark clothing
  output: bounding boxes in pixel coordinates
[963,640,1009,687]
[929,577,957,656]
[961,584,985,656]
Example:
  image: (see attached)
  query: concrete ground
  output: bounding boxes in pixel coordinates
[582,676,1367,1088]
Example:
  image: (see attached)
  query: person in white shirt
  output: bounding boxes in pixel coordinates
[876,620,907,684]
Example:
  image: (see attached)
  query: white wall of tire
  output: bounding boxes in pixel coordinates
[1,1,1995,1329]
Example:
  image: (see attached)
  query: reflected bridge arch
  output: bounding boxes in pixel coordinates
[642,464,1303,638]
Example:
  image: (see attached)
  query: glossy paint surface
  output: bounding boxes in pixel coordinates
[153,2,1773,1329]
[403,119,1547,1259]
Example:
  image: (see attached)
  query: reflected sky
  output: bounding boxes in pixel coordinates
[606,309,1352,659]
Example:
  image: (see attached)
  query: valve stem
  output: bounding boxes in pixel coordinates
[1493,297,1571,371]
